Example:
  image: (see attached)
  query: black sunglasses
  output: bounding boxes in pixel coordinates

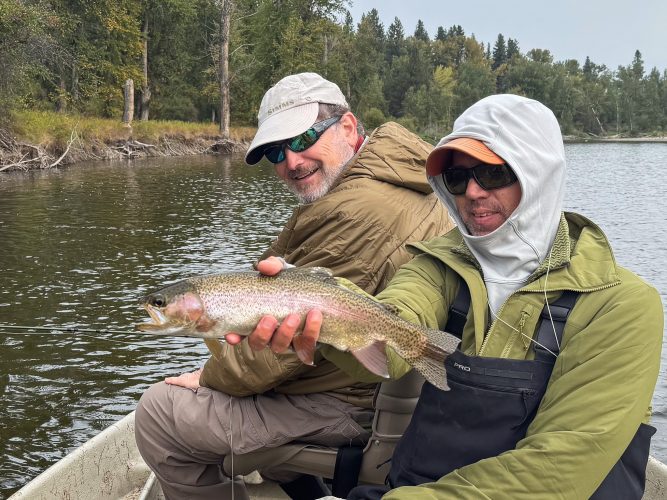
[442,163,518,195]
[263,116,342,164]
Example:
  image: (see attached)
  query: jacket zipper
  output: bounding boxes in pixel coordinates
[478,284,618,357]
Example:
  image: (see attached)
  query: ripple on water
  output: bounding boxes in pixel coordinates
[0,149,665,496]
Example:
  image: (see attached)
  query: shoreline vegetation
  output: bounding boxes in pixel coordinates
[1,111,665,173]
[4,3,666,173]
[0,111,254,172]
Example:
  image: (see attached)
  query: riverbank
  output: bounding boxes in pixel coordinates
[563,134,667,143]
[0,111,255,172]
[2,112,665,173]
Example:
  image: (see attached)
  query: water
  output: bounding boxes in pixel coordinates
[0,144,665,497]
[0,155,296,497]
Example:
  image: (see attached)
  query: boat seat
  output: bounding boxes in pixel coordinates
[222,369,424,485]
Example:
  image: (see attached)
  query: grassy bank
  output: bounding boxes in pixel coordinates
[0,111,257,171]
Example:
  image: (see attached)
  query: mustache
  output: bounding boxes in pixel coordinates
[465,200,506,214]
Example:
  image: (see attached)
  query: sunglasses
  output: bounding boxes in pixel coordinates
[263,116,342,164]
[442,163,518,195]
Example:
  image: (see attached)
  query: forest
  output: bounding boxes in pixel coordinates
[2,0,666,142]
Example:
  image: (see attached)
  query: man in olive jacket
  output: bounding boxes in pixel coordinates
[134,73,453,499]
[244,94,663,499]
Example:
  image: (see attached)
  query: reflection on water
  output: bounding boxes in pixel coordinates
[0,145,665,497]
[0,155,294,496]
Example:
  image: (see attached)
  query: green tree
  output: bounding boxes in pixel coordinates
[492,33,506,70]
[413,19,429,42]
[0,0,58,115]
[507,38,520,60]
[616,50,646,134]
[455,59,495,115]
[386,17,404,63]
[346,8,386,113]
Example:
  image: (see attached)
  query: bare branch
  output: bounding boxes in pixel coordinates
[47,129,78,168]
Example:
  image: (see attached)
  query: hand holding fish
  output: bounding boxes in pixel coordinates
[225,257,323,358]
[137,259,460,390]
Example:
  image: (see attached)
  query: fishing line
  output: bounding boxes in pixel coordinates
[0,324,137,335]
[0,324,178,345]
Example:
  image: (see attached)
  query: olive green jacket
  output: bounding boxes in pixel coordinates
[199,122,454,407]
[323,212,663,498]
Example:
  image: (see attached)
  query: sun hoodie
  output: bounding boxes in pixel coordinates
[428,94,566,315]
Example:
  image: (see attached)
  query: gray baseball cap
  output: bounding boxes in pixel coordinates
[245,72,348,165]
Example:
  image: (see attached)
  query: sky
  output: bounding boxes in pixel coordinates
[347,0,667,73]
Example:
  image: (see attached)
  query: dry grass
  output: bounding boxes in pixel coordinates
[10,111,256,150]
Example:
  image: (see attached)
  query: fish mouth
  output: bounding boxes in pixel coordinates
[136,304,171,332]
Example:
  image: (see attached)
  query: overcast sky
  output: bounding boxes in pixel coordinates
[347,0,667,73]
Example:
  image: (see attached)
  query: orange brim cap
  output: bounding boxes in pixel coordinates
[426,137,505,176]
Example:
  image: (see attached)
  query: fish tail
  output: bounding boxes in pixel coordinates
[412,327,460,391]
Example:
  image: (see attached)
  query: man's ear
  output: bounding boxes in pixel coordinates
[338,112,359,147]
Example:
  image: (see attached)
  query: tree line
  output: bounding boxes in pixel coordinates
[2,0,666,140]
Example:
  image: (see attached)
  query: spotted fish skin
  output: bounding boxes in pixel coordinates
[137,268,460,390]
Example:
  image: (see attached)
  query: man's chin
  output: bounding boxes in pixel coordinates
[291,185,326,204]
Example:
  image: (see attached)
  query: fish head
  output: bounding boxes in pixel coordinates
[136,280,217,336]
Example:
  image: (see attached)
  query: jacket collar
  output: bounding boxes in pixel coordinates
[410,212,620,294]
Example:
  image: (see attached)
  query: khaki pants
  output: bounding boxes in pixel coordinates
[135,382,372,500]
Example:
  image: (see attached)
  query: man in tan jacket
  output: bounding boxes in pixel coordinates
[134,72,454,499]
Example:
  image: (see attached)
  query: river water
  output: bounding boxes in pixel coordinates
[0,144,665,497]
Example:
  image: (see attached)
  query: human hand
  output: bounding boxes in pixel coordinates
[230,309,322,366]
[165,368,202,391]
[225,257,323,364]
[225,256,288,346]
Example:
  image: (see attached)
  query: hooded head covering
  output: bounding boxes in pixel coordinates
[426,94,566,314]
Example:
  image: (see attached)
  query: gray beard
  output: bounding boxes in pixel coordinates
[292,145,355,204]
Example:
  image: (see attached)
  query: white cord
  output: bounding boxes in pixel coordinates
[489,308,558,358]
[542,246,560,350]
[487,245,559,358]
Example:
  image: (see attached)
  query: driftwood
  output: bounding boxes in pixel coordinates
[0,128,77,171]
[112,139,157,158]
[0,127,248,172]
[208,139,241,154]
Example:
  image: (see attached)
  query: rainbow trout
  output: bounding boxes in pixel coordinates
[136,268,460,390]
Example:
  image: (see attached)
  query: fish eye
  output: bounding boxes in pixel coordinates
[150,294,167,307]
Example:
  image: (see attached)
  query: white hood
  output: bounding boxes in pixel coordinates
[428,94,566,314]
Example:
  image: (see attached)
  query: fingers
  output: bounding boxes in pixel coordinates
[224,332,243,345]
[256,256,286,276]
[247,315,279,351]
[270,313,301,353]
[293,310,322,365]
[165,368,202,391]
[228,310,322,357]
[303,309,323,339]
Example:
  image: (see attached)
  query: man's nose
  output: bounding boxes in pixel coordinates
[283,148,303,169]
[464,177,489,199]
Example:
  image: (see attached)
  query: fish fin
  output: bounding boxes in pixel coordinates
[293,334,317,366]
[351,340,390,379]
[195,313,217,333]
[204,339,225,361]
[412,328,461,391]
[380,303,401,316]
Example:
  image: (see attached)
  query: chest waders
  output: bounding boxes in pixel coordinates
[349,282,655,499]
